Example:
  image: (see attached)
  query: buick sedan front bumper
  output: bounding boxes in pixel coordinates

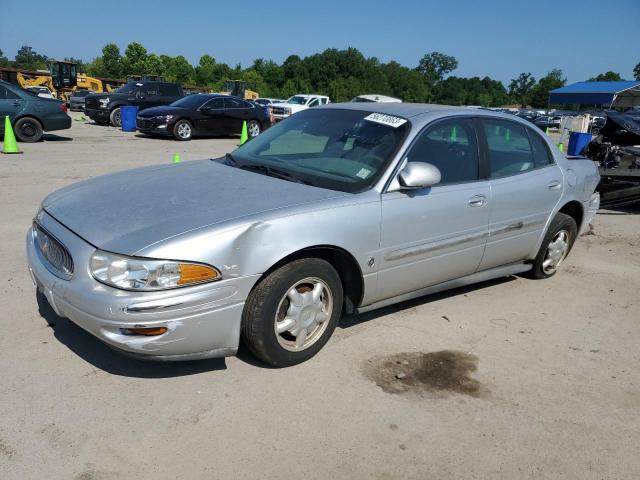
[26,211,259,361]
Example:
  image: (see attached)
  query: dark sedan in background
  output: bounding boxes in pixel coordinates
[69,89,92,111]
[136,94,271,140]
[0,80,71,142]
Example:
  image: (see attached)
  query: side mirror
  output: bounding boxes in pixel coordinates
[398,162,441,189]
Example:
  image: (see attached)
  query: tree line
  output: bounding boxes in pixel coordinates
[2,44,639,108]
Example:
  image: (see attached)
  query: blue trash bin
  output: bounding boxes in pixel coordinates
[120,105,138,132]
[567,132,592,156]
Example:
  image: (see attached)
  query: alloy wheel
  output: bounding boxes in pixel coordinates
[542,230,570,274]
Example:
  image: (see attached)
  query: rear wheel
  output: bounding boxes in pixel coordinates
[173,119,193,141]
[109,107,121,127]
[241,258,343,367]
[527,213,577,279]
[247,119,261,138]
[14,117,43,142]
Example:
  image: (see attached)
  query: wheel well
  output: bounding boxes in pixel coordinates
[260,246,364,314]
[558,201,584,230]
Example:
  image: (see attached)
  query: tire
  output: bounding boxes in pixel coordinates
[241,258,343,367]
[109,107,121,127]
[527,213,577,279]
[173,119,193,141]
[14,117,43,143]
[247,119,261,138]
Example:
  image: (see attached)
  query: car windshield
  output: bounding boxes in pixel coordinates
[170,95,208,108]
[228,109,409,193]
[287,96,310,105]
[351,96,375,103]
[73,90,90,97]
[114,83,138,94]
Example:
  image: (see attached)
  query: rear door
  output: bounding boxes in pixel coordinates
[197,97,225,134]
[0,85,24,131]
[478,118,563,270]
[223,97,252,133]
[377,117,490,301]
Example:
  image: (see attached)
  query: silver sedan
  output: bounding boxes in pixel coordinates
[26,104,600,366]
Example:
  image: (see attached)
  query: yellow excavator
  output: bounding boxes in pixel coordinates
[219,80,259,100]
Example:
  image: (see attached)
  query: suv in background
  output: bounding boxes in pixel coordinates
[270,94,330,121]
[85,81,184,127]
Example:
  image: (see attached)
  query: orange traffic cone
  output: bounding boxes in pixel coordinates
[2,116,22,154]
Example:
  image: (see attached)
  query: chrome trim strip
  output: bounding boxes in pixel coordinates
[384,230,489,261]
[489,218,545,237]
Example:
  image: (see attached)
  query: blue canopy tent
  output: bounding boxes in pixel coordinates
[549,81,640,108]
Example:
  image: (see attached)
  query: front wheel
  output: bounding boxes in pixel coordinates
[173,119,193,141]
[109,107,121,127]
[241,258,343,367]
[14,117,43,142]
[247,119,261,138]
[527,212,577,279]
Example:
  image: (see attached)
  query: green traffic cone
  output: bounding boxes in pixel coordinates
[545,127,549,136]
[173,153,181,163]
[239,120,249,145]
[2,116,22,154]
[558,143,564,153]
[450,125,457,142]
[505,128,511,142]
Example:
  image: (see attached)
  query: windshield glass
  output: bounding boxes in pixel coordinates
[170,95,208,108]
[229,109,409,193]
[351,96,375,103]
[114,83,138,94]
[287,96,309,105]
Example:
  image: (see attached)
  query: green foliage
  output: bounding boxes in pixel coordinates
[634,62,640,81]
[122,42,148,76]
[508,72,536,107]
[589,71,622,81]
[0,49,8,67]
[416,52,458,87]
[14,45,48,70]
[437,76,509,107]
[529,69,566,107]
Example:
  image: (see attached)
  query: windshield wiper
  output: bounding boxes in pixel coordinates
[239,163,310,185]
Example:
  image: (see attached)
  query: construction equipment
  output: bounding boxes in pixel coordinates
[76,74,126,94]
[220,80,259,100]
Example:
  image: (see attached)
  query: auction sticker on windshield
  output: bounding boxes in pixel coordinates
[364,113,407,128]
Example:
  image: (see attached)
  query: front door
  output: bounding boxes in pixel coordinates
[197,97,225,134]
[377,117,490,302]
[477,118,563,270]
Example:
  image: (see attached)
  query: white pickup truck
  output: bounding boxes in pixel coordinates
[270,94,330,121]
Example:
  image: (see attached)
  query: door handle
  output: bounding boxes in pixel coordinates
[547,181,561,190]
[468,195,487,207]
[12,101,21,107]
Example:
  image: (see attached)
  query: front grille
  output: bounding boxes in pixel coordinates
[34,223,74,279]
[136,117,156,130]
[271,106,288,116]
[84,97,100,109]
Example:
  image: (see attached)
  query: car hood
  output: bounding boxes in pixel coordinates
[42,160,348,255]
[138,106,186,117]
[271,102,307,110]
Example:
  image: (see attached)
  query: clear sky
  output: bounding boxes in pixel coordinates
[1,0,638,85]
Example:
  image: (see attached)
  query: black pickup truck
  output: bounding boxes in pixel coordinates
[85,81,184,127]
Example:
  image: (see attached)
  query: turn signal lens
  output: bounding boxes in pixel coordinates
[122,326,168,336]
[178,264,219,285]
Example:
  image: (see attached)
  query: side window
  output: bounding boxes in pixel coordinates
[481,119,535,178]
[160,84,180,96]
[224,97,243,109]
[238,100,253,109]
[407,118,479,185]
[203,97,224,110]
[0,85,19,99]
[527,129,554,167]
[308,98,320,108]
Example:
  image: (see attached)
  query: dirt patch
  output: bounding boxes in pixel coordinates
[364,351,488,398]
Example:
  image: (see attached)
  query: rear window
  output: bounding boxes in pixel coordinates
[527,129,554,167]
[481,119,535,178]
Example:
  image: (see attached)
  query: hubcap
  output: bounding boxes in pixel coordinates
[22,122,36,137]
[274,277,333,352]
[248,122,260,137]
[542,230,569,274]
[178,123,191,138]
[114,111,121,125]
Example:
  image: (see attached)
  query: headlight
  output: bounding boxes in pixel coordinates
[155,115,173,122]
[90,250,221,291]
[99,97,110,108]
[285,107,292,115]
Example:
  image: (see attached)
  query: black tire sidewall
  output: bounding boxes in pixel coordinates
[14,117,43,143]
[110,107,121,127]
[241,258,343,367]
[173,120,192,141]
[530,213,577,279]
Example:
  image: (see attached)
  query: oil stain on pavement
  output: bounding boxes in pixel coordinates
[365,350,488,398]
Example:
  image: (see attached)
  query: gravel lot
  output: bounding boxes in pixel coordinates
[1,112,639,479]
